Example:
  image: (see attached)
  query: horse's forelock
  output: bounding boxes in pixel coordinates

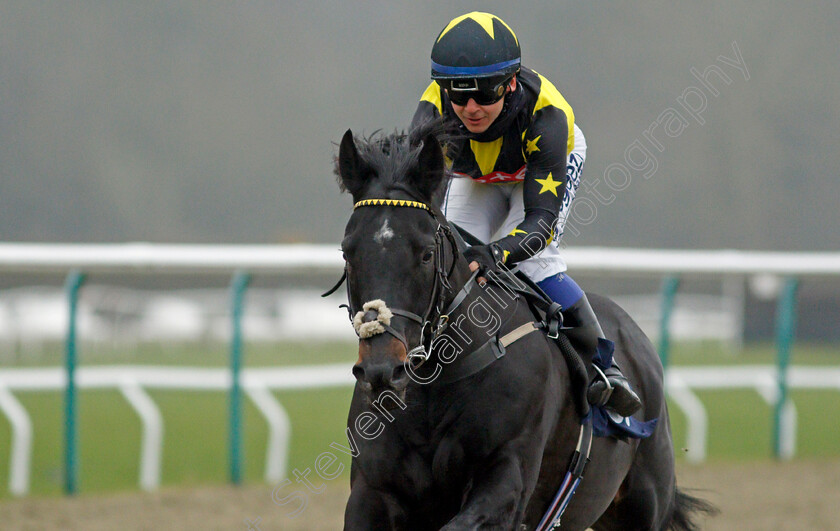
[334,119,452,200]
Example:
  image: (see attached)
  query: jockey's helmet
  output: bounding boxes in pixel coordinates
[430,12,521,105]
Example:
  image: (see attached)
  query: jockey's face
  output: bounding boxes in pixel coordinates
[449,76,516,134]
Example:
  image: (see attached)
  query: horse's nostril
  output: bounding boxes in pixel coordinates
[353,361,407,392]
[391,364,407,383]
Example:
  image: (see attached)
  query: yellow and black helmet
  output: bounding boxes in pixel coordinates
[430,12,521,81]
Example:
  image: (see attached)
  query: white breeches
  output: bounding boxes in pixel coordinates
[443,124,586,282]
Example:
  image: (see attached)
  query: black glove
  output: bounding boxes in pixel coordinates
[463,243,507,276]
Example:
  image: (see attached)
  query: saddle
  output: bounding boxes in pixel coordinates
[452,224,658,440]
[449,224,591,418]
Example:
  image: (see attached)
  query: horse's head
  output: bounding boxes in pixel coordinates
[336,123,466,400]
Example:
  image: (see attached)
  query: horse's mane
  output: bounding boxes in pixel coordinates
[334,119,456,202]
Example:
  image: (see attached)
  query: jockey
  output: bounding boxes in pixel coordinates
[410,12,641,417]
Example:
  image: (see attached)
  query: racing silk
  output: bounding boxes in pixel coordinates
[411,67,575,265]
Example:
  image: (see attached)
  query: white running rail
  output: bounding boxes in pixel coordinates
[1,365,839,495]
[0,364,353,496]
[1,243,840,275]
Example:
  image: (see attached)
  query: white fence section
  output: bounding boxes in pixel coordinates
[1,365,840,495]
[1,243,840,496]
[0,364,353,496]
[2,243,840,276]
[3,243,839,346]
[666,366,840,463]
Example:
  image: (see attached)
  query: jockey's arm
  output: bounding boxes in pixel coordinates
[493,107,570,265]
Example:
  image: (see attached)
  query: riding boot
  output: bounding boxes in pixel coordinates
[560,296,642,417]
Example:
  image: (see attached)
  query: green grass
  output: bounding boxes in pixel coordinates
[668,390,774,458]
[0,340,838,498]
[667,389,840,459]
[0,387,353,498]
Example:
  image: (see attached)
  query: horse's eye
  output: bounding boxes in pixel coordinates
[422,249,434,263]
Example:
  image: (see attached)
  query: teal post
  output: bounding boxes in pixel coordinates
[658,276,681,370]
[64,270,85,495]
[773,277,799,459]
[229,271,250,484]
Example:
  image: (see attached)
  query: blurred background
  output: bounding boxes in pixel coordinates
[0,2,838,528]
[2,1,839,342]
[1,1,837,249]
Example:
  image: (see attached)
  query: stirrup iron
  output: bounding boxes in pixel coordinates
[588,363,614,405]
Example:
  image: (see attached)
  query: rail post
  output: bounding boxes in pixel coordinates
[773,276,799,459]
[658,275,681,370]
[228,270,251,484]
[63,270,85,495]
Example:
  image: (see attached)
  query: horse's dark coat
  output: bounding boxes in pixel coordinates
[336,123,715,530]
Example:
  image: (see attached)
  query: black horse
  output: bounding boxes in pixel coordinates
[334,122,714,530]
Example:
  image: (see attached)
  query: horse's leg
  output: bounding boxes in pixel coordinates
[343,385,420,531]
[344,475,412,531]
[439,449,529,530]
[555,436,637,531]
[594,415,679,530]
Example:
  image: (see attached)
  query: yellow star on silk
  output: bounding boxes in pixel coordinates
[525,136,541,155]
[437,12,518,44]
[535,172,563,196]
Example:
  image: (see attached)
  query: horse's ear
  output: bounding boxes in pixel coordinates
[413,134,445,200]
[338,129,369,196]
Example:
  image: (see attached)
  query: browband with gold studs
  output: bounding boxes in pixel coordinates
[353,199,430,211]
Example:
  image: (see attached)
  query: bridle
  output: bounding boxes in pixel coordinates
[325,198,474,367]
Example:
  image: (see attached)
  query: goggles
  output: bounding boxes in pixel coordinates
[442,76,512,106]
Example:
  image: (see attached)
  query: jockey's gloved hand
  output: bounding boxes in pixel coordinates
[463,243,507,276]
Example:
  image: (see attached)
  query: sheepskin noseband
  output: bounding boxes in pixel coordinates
[353,299,394,339]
